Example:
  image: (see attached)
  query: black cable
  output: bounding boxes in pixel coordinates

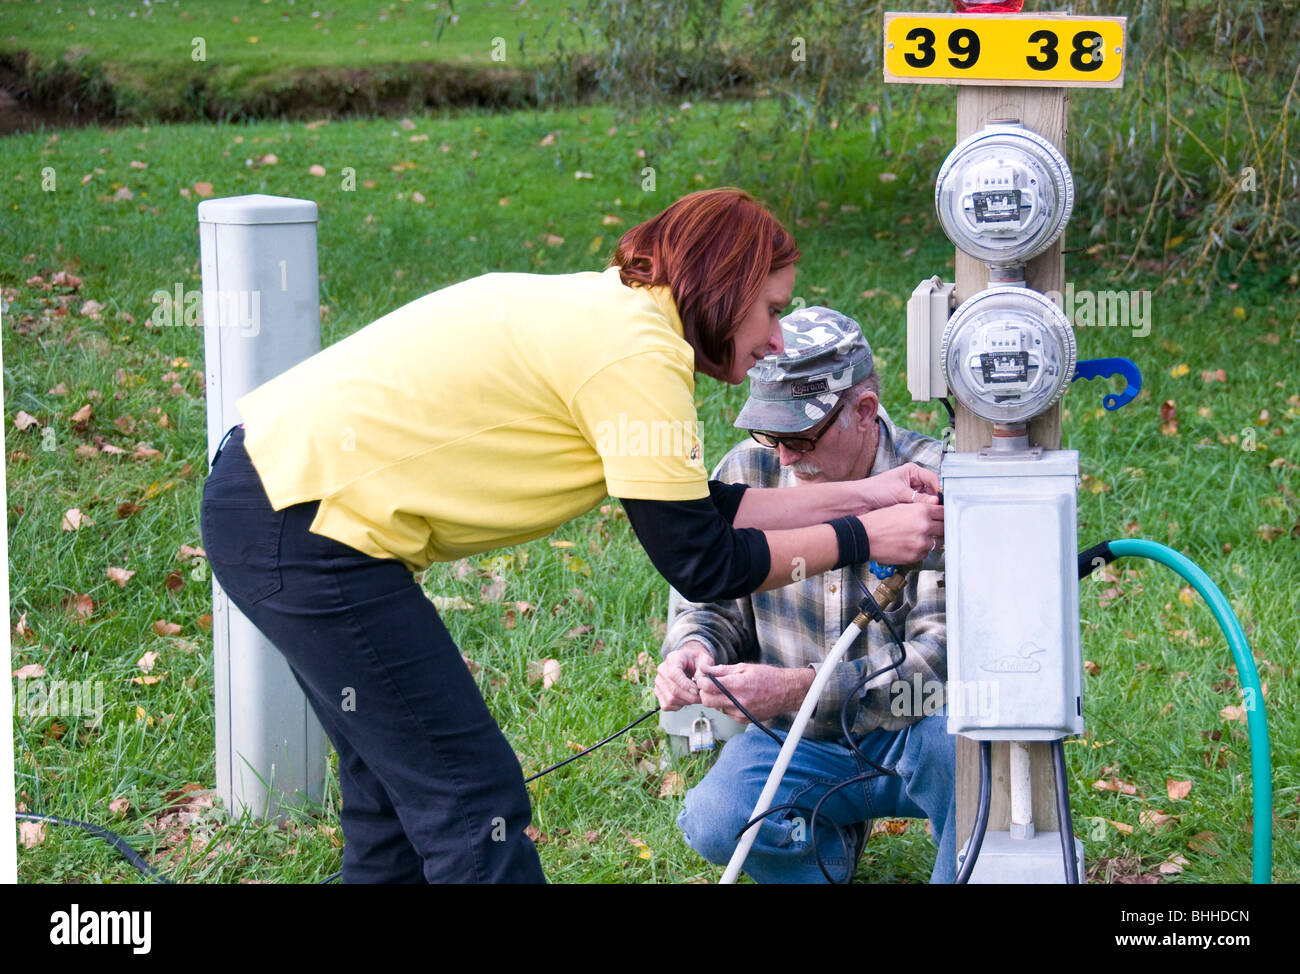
[16,811,343,884]
[702,672,784,746]
[524,706,661,783]
[1051,738,1081,884]
[807,770,892,883]
[18,705,664,885]
[839,572,910,776]
[733,800,854,883]
[15,811,175,884]
[954,740,992,884]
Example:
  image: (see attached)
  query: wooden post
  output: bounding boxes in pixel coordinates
[952,85,1068,856]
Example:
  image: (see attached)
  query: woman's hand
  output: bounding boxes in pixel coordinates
[857,462,941,511]
[860,502,945,565]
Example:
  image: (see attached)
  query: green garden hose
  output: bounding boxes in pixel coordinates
[1086,538,1272,884]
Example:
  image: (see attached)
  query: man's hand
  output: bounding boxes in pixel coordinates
[857,462,941,511]
[655,640,715,711]
[696,662,815,725]
[860,502,945,565]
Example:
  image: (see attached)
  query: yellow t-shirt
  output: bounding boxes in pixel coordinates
[236,265,710,572]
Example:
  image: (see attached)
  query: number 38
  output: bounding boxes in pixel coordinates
[1026,29,1105,72]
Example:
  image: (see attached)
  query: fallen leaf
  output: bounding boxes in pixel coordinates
[1093,775,1138,795]
[1158,855,1190,875]
[1201,368,1227,383]
[658,771,684,798]
[51,270,82,288]
[107,566,135,587]
[196,614,212,631]
[14,411,40,431]
[109,797,130,816]
[431,595,473,611]
[193,181,214,198]
[1159,399,1178,435]
[308,164,327,177]
[13,663,46,679]
[542,658,561,689]
[1187,831,1219,855]
[137,650,160,673]
[1219,704,1247,723]
[1170,363,1189,378]
[165,570,185,592]
[64,593,95,624]
[544,233,565,247]
[18,821,47,848]
[1084,660,1101,676]
[1166,778,1192,801]
[539,132,557,146]
[1140,809,1176,831]
[525,824,548,845]
[153,620,182,636]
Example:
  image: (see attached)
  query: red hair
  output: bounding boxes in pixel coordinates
[610,187,800,381]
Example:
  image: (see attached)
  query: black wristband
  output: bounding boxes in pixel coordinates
[827,515,871,569]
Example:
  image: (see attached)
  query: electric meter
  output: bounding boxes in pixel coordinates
[941,286,1076,424]
[935,123,1074,266]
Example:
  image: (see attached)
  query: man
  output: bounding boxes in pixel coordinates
[655,306,956,884]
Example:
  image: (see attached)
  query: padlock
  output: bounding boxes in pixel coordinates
[688,714,715,752]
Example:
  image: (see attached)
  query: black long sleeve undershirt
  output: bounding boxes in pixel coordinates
[618,480,771,603]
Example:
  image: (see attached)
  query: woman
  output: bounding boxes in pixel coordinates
[200,187,943,883]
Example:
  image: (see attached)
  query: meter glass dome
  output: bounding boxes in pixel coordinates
[935,124,1074,266]
[941,287,1076,424]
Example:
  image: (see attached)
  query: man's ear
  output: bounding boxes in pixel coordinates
[855,390,879,430]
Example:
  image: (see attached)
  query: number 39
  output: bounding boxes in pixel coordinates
[903,26,981,70]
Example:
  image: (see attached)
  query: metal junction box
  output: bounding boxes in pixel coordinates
[942,450,1083,740]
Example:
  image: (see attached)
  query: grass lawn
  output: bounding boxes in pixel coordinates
[3,95,1297,883]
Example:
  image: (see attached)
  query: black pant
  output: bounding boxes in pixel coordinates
[200,426,545,883]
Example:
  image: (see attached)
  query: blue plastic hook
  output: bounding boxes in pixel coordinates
[1071,357,1142,411]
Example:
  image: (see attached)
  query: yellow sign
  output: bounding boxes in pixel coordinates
[884,13,1125,87]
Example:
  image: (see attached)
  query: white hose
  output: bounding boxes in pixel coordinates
[719,620,866,884]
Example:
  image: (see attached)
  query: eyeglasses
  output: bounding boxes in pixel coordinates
[748,397,846,454]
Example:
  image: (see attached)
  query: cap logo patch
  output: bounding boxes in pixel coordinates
[791,378,829,398]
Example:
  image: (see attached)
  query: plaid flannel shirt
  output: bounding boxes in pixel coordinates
[660,404,947,741]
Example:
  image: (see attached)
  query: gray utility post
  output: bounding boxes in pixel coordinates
[199,194,328,823]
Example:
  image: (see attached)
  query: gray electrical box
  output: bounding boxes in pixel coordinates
[941,450,1083,740]
[907,277,956,402]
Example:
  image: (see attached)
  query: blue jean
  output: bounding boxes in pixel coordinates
[200,425,545,883]
[677,712,957,883]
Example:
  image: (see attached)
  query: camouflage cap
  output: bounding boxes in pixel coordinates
[733,306,876,433]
